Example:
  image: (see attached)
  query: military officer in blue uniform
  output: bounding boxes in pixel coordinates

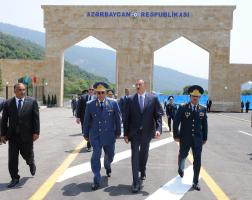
[173,85,208,191]
[83,82,121,190]
[164,96,177,132]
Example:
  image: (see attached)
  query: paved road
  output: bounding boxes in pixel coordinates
[0,108,251,200]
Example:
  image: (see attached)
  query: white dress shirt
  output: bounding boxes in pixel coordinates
[15,96,25,109]
[138,92,146,108]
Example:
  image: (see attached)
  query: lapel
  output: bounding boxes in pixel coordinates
[19,97,28,116]
[133,94,141,114]
[11,97,18,116]
[143,93,150,113]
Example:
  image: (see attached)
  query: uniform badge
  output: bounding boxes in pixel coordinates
[185,112,190,118]
[199,112,205,117]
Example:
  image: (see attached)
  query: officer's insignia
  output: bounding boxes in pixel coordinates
[199,112,205,117]
[185,112,190,118]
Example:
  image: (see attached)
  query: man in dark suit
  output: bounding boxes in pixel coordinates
[164,96,177,132]
[124,79,163,193]
[84,82,121,190]
[118,88,130,123]
[76,87,95,152]
[173,85,208,191]
[0,83,40,188]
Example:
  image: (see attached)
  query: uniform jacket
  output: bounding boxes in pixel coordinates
[83,97,121,146]
[173,102,208,147]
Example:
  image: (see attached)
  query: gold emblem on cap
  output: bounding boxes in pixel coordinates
[190,89,201,96]
[96,84,106,91]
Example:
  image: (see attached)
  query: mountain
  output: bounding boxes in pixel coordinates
[0,23,45,47]
[0,31,112,96]
[8,22,249,92]
[64,46,116,82]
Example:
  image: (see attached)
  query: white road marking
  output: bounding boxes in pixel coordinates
[217,114,250,123]
[57,137,174,182]
[238,130,252,137]
[145,165,200,200]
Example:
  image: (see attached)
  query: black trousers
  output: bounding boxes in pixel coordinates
[178,140,202,184]
[81,120,91,149]
[8,136,34,179]
[167,116,173,131]
[130,132,150,185]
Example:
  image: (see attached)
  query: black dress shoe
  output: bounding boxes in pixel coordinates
[131,184,140,193]
[106,168,111,177]
[30,163,36,176]
[178,169,184,178]
[192,183,201,191]
[140,172,146,180]
[7,179,19,188]
[91,183,100,191]
[87,147,92,152]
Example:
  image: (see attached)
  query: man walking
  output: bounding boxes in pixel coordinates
[76,87,95,152]
[123,79,163,193]
[0,83,40,188]
[83,82,121,190]
[164,96,177,132]
[118,88,130,123]
[173,85,208,191]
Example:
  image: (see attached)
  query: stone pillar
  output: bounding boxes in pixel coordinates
[117,47,153,97]
[44,32,64,107]
[209,46,240,112]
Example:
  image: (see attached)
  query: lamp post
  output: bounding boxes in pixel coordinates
[223,86,228,111]
[5,82,9,99]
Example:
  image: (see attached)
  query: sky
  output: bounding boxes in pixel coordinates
[0,0,252,79]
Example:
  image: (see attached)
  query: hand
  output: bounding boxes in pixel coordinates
[124,136,129,144]
[203,140,207,145]
[76,118,81,124]
[33,134,39,141]
[155,131,161,139]
[174,138,180,143]
[84,136,89,141]
[0,136,7,144]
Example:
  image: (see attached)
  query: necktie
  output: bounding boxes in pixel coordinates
[18,99,22,113]
[89,95,91,101]
[139,95,144,112]
[100,101,103,111]
[193,105,196,112]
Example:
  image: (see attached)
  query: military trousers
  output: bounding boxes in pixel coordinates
[178,140,202,184]
[90,139,115,184]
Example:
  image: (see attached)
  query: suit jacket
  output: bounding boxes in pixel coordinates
[76,94,89,120]
[123,93,164,141]
[1,96,40,142]
[83,97,121,146]
[118,95,128,121]
[173,102,208,147]
[165,103,177,119]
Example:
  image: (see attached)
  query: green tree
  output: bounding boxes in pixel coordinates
[47,94,51,107]
[42,94,47,105]
[183,85,191,95]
